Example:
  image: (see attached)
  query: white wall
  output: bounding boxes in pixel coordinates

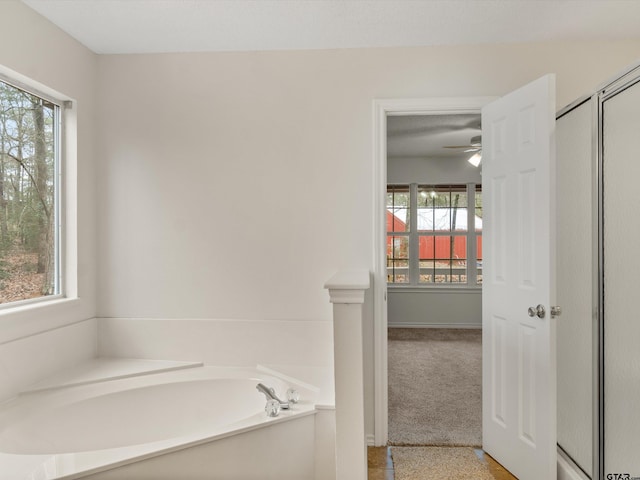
[95,41,640,439]
[388,289,481,327]
[96,42,640,321]
[0,1,97,393]
[387,156,481,185]
[387,155,482,327]
[98,317,333,368]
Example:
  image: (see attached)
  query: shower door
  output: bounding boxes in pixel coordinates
[556,98,594,478]
[602,70,640,478]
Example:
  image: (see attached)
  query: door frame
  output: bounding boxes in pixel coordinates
[372,96,496,446]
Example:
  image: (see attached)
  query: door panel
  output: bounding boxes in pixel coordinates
[482,74,557,480]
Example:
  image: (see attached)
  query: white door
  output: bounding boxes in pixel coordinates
[482,74,557,480]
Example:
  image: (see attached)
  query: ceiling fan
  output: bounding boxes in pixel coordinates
[443,135,482,153]
[443,135,482,167]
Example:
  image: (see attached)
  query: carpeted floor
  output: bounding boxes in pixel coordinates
[388,328,482,446]
[391,447,495,480]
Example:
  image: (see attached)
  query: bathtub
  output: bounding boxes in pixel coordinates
[0,365,323,479]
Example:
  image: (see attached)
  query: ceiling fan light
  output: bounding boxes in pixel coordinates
[468,152,482,167]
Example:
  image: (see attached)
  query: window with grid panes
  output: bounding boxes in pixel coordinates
[386,185,410,283]
[386,184,482,287]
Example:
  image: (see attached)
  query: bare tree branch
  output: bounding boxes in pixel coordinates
[3,152,50,218]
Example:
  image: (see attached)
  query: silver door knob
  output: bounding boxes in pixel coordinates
[527,304,545,318]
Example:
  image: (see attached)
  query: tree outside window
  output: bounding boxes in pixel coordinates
[0,79,59,304]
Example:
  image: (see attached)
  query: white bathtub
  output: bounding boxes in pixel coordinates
[0,365,322,479]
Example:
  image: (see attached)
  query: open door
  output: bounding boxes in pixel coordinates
[482,74,557,480]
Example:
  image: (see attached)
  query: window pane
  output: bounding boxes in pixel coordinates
[387,185,410,233]
[475,186,483,232]
[418,235,467,262]
[386,183,480,287]
[418,207,450,232]
[387,235,409,283]
[388,208,408,232]
[477,235,483,284]
[450,236,467,264]
[434,260,467,284]
[419,259,435,283]
[0,80,58,304]
[418,185,468,232]
[420,185,467,208]
[418,235,466,284]
[451,204,468,232]
[418,235,435,260]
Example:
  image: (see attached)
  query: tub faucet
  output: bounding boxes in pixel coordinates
[256,383,290,409]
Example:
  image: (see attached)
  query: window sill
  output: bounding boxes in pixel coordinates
[0,294,70,313]
[0,296,87,345]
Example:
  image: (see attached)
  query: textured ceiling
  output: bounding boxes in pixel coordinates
[21,0,640,54]
[19,1,638,161]
[387,114,481,159]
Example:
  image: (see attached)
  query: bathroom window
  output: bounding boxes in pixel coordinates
[387,184,482,287]
[0,78,61,305]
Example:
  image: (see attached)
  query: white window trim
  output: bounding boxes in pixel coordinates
[0,67,78,321]
[387,182,482,289]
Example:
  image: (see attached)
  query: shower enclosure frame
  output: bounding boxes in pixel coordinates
[596,62,640,480]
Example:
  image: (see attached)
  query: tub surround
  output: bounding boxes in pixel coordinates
[97,318,334,369]
[0,316,338,478]
[0,360,332,480]
[81,414,318,480]
[0,319,97,403]
[20,358,203,394]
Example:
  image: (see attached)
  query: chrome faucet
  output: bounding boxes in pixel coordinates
[256,383,290,409]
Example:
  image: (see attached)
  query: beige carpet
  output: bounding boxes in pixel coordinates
[388,328,482,446]
[391,447,494,480]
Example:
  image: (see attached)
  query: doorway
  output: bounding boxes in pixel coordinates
[372,97,494,446]
[374,76,560,480]
[385,113,484,447]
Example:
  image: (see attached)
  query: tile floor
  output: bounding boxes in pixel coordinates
[367,446,518,479]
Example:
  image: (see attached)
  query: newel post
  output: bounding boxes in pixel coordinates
[324,270,370,480]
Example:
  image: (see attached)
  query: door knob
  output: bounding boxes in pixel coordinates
[527,304,545,319]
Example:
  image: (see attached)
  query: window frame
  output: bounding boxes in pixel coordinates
[0,73,65,310]
[387,182,482,289]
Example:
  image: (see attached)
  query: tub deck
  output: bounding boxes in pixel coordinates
[0,360,329,480]
[22,358,204,394]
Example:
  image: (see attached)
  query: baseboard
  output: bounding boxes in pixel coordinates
[388,323,481,329]
[366,434,375,447]
[558,447,591,480]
